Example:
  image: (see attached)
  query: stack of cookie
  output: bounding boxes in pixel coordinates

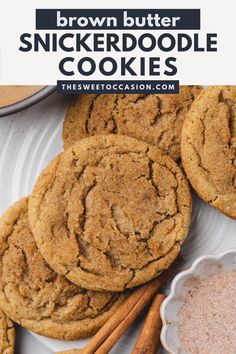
[0,88,201,350]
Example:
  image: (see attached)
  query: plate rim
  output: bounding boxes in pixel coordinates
[0,86,56,118]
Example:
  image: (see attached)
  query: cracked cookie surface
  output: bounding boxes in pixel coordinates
[29,135,191,292]
[181,86,236,219]
[0,310,15,354]
[0,198,125,340]
[63,87,201,160]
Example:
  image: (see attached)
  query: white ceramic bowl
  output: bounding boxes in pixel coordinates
[160,249,236,354]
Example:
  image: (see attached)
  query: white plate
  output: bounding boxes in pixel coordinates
[0,92,236,353]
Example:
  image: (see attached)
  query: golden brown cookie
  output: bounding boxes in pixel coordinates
[63,87,201,160]
[29,135,191,292]
[0,310,15,354]
[181,86,236,219]
[0,198,125,340]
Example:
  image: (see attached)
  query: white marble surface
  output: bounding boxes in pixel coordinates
[1,92,236,353]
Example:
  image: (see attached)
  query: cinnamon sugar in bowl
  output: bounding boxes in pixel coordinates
[160,250,236,354]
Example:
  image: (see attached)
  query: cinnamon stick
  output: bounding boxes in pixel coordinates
[80,258,180,354]
[94,282,160,354]
[132,293,166,354]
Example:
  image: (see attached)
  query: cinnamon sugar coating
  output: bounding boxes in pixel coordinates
[0,310,15,354]
[63,87,201,160]
[29,135,191,292]
[0,198,125,340]
[181,86,236,219]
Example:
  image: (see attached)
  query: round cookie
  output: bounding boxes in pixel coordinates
[63,87,201,160]
[0,310,15,354]
[29,135,192,292]
[0,198,125,340]
[181,86,236,219]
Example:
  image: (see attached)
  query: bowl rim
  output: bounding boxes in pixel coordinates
[0,86,56,118]
[160,248,236,353]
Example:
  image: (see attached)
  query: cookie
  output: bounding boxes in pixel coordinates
[62,87,201,160]
[0,310,15,354]
[29,135,191,292]
[181,86,236,219]
[0,198,125,340]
